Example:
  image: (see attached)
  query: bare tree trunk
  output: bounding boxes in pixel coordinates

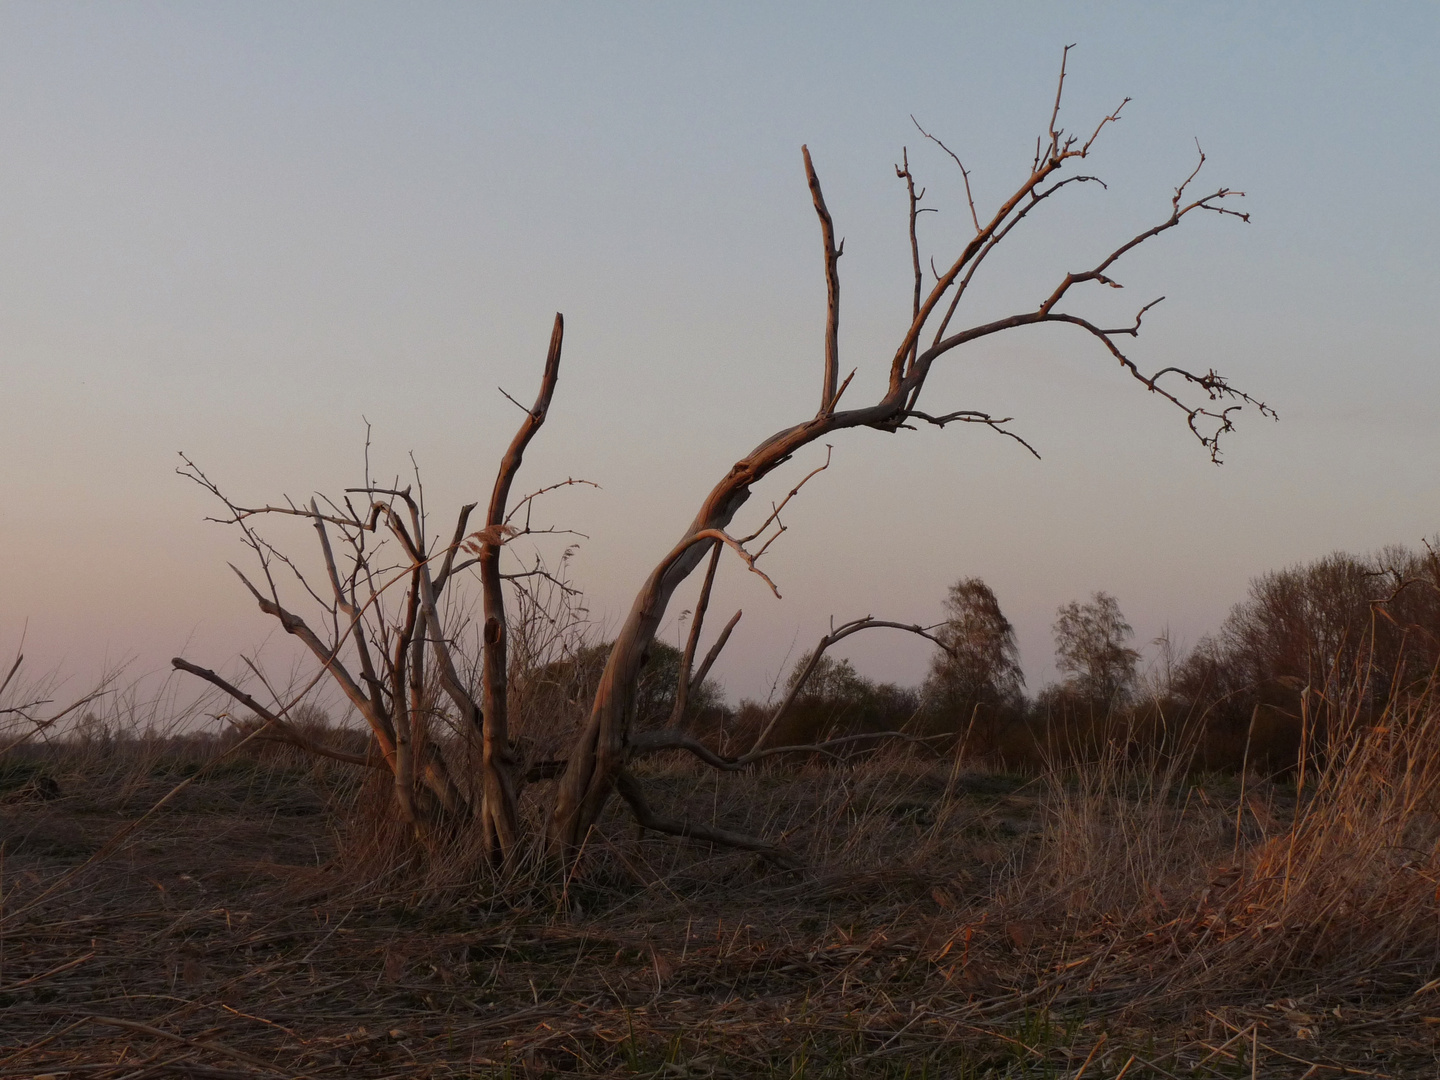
[473,313,564,862]
[548,422,846,852]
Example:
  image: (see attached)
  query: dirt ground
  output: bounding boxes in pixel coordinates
[1,751,1437,1078]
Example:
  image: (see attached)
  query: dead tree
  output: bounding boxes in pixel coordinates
[176,52,1269,874]
[544,49,1269,857]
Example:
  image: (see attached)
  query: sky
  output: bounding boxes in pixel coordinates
[3,2,1439,709]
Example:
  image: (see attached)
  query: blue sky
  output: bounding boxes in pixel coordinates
[3,3,1438,701]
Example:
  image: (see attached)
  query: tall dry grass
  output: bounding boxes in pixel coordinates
[1000,672,1440,1016]
[5,660,1440,1075]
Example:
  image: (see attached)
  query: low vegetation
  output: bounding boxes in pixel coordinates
[3,545,1439,1075]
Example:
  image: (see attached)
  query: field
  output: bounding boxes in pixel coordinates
[3,698,1439,1080]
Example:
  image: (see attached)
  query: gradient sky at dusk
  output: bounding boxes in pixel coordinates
[3,3,1438,705]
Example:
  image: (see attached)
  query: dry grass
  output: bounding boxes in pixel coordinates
[2,684,1438,1078]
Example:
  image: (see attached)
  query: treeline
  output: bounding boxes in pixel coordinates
[189,540,1440,778]
[664,540,1440,773]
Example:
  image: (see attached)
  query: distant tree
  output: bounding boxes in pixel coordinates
[1370,541,1440,693]
[1172,545,1440,740]
[1170,553,1384,771]
[73,711,112,749]
[1220,554,1374,692]
[923,578,1024,731]
[624,640,728,731]
[1053,592,1139,708]
[786,651,870,703]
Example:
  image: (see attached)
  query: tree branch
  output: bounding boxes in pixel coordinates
[431,502,478,595]
[630,727,947,769]
[225,562,396,747]
[1043,311,1272,462]
[803,145,842,415]
[171,658,378,769]
[503,477,599,530]
[668,541,722,729]
[473,313,566,859]
[895,147,928,376]
[686,528,782,598]
[689,608,742,701]
[904,409,1041,459]
[734,445,833,545]
[911,117,978,233]
[750,617,953,752]
[615,768,802,869]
